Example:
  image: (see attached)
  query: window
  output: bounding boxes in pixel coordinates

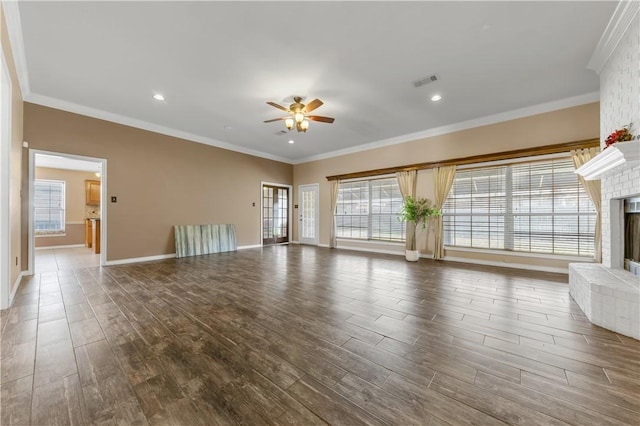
[443,157,595,257]
[34,180,65,233]
[336,177,405,242]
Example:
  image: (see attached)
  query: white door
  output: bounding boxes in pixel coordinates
[299,184,319,245]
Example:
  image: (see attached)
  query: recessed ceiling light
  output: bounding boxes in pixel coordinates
[224,125,233,131]
[153,94,165,101]
[288,140,295,144]
[430,94,442,102]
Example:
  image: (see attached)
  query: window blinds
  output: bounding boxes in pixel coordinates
[443,158,595,257]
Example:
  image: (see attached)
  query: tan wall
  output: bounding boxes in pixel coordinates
[35,224,85,248]
[24,103,293,261]
[293,102,599,270]
[34,167,97,248]
[1,4,25,293]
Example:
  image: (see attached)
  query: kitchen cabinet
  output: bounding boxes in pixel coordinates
[85,218,100,253]
[85,219,92,248]
[86,180,101,206]
[91,219,100,254]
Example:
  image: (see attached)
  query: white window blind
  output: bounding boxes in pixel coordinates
[443,157,595,257]
[336,178,405,242]
[34,179,65,232]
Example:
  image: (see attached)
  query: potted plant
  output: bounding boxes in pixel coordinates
[398,196,440,261]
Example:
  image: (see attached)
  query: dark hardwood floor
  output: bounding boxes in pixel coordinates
[1,245,639,425]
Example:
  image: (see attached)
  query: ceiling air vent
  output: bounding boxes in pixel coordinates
[413,74,439,88]
[274,130,289,136]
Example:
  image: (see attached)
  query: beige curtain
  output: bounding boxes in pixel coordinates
[433,165,456,260]
[396,170,418,250]
[329,179,340,248]
[571,148,602,262]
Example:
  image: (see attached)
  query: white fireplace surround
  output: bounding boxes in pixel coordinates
[570,155,640,339]
[575,141,640,180]
[567,0,640,340]
[571,153,640,339]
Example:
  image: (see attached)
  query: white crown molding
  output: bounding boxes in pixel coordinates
[5,0,601,169]
[587,0,640,74]
[1,0,30,97]
[25,92,292,164]
[291,91,600,164]
[0,0,607,167]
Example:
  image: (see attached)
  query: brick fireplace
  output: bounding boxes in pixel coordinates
[568,3,639,340]
[570,159,640,339]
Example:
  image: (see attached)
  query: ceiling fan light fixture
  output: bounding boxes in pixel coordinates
[285,118,294,130]
[265,96,334,133]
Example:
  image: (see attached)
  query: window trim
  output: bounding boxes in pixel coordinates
[336,176,406,243]
[34,178,66,234]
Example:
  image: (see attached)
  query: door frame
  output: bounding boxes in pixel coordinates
[28,149,108,273]
[260,181,292,246]
[0,50,12,309]
[298,183,319,245]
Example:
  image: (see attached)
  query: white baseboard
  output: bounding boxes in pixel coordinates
[238,244,262,250]
[104,245,263,266]
[443,256,568,274]
[319,244,566,273]
[35,244,86,250]
[337,245,405,256]
[8,271,26,307]
[104,253,176,266]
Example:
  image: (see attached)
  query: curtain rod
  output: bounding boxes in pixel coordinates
[326,138,599,181]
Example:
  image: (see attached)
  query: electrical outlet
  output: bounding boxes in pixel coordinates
[15,257,18,266]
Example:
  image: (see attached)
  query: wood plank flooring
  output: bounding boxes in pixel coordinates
[1,245,639,425]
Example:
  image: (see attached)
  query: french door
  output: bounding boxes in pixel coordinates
[299,184,319,245]
[262,184,289,245]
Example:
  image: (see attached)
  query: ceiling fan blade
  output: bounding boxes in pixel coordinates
[266,101,289,112]
[307,115,335,123]
[263,117,289,123]
[302,98,323,113]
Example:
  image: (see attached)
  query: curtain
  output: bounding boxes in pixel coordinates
[433,165,456,260]
[396,170,418,250]
[329,179,340,248]
[571,147,602,262]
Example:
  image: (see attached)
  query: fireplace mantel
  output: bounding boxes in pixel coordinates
[575,141,640,180]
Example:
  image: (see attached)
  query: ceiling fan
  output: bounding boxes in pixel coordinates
[264,96,335,133]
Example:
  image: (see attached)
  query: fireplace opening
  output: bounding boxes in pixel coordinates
[624,196,640,276]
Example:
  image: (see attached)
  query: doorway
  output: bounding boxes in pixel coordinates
[261,183,291,246]
[299,184,319,245]
[29,150,107,273]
